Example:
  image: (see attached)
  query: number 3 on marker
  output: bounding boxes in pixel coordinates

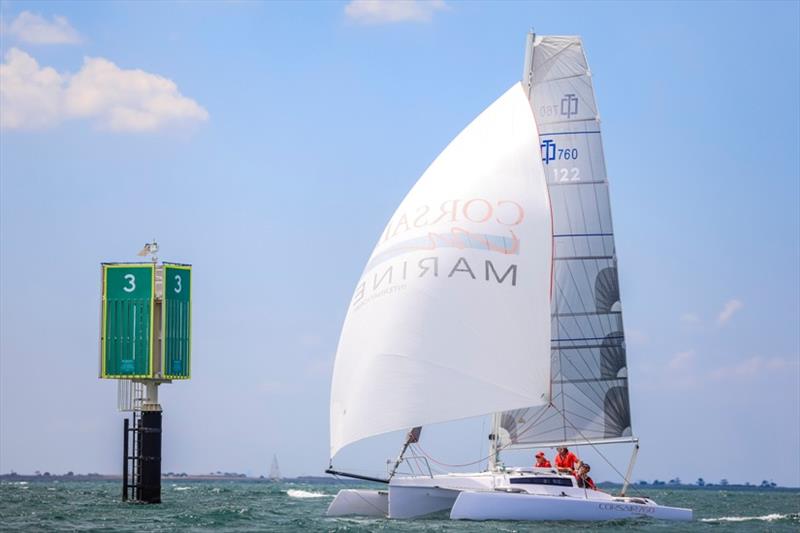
[174,274,182,294]
[123,274,136,293]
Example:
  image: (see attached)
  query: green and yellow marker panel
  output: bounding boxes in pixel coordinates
[163,264,191,379]
[101,264,155,378]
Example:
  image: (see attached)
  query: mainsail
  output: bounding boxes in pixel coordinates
[330,83,553,458]
[499,35,633,447]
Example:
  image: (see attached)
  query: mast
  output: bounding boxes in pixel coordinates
[522,30,535,99]
[488,413,501,471]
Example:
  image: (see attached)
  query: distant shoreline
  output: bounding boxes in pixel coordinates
[1,473,797,490]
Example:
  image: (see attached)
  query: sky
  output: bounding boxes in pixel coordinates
[1,1,798,487]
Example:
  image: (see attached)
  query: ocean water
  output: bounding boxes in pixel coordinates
[1,480,798,532]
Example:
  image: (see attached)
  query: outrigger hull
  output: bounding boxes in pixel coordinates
[450,490,693,522]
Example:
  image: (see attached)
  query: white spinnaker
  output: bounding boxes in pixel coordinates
[330,83,553,458]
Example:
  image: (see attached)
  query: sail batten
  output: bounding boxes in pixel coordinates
[500,35,633,448]
[330,83,553,458]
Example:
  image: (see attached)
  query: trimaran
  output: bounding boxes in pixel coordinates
[324,33,692,522]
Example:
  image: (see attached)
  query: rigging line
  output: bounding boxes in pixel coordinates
[503,400,559,443]
[560,350,612,411]
[413,441,506,468]
[413,403,557,469]
[562,390,609,423]
[550,403,642,498]
[559,408,607,431]
[511,407,564,440]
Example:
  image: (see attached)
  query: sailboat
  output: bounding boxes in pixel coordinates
[269,455,282,482]
[325,33,692,522]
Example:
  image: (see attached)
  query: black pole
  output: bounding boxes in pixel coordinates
[138,411,162,503]
[325,469,389,484]
[122,417,129,502]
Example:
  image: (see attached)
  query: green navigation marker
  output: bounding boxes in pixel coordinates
[163,264,191,379]
[101,264,155,378]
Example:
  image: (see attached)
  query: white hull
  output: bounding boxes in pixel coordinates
[325,489,387,518]
[451,490,693,522]
[326,470,692,522]
[388,485,460,518]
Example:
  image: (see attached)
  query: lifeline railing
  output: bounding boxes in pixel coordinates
[392,455,434,479]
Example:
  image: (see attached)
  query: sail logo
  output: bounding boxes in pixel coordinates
[561,93,579,118]
[541,139,556,164]
[351,256,519,311]
[380,199,524,244]
[540,139,579,165]
[597,503,655,515]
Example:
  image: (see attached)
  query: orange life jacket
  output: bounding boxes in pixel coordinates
[555,451,578,470]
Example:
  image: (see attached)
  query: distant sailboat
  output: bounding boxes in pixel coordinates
[269,455,282,482]
[325,33,692,522]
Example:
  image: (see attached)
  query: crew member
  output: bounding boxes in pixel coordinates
[574,462,597,490]
[534,451,551,468]
[555,447,579,473]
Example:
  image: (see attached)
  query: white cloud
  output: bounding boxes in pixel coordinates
[717,299,743,326]
[345,0,448,24]
[0,48,208,131]
[5,11,82,45]
[0,48,64,129]
[668,350,695,370]
[709,356,796,381]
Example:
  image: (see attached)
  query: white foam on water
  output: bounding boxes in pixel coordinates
[173,486,192,491]
[286,489,331,499]
[700,513,791,523]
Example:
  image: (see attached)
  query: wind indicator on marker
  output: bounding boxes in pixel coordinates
[137,240,159,262]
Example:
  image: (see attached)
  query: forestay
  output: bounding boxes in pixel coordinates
[499,35,633,447]
[330,83,553,458]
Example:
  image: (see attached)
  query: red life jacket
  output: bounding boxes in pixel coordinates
[555,451,578,470]
[536,458,552,468]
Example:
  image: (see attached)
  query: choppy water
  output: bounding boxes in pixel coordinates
[1,480,798,532]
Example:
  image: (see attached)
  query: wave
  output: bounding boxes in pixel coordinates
[286,489,331,499]
[173,486,192,491]
[700,513,797,523]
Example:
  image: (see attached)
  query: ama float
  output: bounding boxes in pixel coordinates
[325,33,692,522]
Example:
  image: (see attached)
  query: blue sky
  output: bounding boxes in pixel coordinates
[1,1,798,487]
